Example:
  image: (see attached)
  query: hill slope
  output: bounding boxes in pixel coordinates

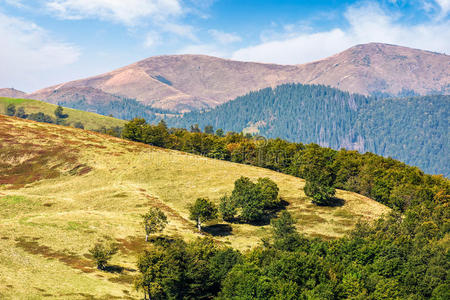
[0,115,389,298]
[25,43,450,111]
[169,84,450,176]
[0,97,127,130]
[0,88,26,98]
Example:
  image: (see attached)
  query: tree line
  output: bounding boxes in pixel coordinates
[122,118,449,212]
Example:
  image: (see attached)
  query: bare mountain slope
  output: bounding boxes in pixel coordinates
[26,43,450,111]
[0,88,26,98]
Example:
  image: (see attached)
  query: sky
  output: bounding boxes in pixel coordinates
[1,0,449,92]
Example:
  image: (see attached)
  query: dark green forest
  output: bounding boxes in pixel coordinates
[168,84,449,176]
[58,98,174,123]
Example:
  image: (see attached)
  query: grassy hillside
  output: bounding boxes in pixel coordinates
[0,97,126,130]
[0,115,389,299]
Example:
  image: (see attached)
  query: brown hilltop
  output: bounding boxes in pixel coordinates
[26,43,450,111]
[0,88,26,98]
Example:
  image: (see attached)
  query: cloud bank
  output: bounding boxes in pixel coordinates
[45,0,182,25]
[232,2,450,64]
[0,12,80,92]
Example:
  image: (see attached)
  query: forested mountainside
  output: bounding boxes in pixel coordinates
[168,84,449,176]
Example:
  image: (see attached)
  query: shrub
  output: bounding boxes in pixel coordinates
[89,241,118,270]
[6,104,16,116]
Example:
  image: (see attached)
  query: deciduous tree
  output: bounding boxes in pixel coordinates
[189,198,218,232]
[142,207,168,242]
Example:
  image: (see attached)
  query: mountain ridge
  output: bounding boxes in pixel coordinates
[0,88,26,98]
[23,43,450,111]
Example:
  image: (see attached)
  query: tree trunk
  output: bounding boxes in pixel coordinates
[197,217,202,232]
[145,234,148,242]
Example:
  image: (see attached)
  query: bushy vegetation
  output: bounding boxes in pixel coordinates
[168,84,449,176]
[89,241,118,270]
[134,189,449,299]
[122,118,449,212]
[219,177,281,223]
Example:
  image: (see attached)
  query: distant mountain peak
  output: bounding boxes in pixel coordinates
[25,43,450,111]
[0,88,26,98]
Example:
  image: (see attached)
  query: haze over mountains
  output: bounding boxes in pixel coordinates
[17,43,450,112]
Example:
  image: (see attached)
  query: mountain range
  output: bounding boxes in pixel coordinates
[3,43,449,112]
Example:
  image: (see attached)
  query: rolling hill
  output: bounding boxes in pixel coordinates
[169,84,450,176]
[0,97,127,131]
[0,115,389,299]
[23,43,450,112]
[0,88,26,98]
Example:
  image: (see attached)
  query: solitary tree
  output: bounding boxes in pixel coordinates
[89,241,118,270]
[142,207,168,242]
[6,104,16,116]
[189,198,218,232]
[54,105,68,119]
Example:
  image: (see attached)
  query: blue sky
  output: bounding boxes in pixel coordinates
[1,0,449,92]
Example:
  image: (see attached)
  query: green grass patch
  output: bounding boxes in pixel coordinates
[1,195,30,205]
[333,209,355,219]
[66,221,90,231]
[0,97,32,105]
[0,97,126,130]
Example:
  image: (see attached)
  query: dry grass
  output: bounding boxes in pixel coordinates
[0,115,390,299]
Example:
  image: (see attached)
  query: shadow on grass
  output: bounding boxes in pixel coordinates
[313,197,345,207]
[202,224,233,236]
[231,198,291,226]
[103,265,124,273]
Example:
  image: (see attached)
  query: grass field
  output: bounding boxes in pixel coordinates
[0,97,126,131]
[0,115,390,299]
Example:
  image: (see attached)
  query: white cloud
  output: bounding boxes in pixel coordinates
[208,29,241,44]
[3,0,27,8]
[144,31,162,48]
[435,0,450,16]
[45,0,182,26]
[0,12,80,92]
[232,2,450,64]
[176,43,228,57]
[164,23,197,40]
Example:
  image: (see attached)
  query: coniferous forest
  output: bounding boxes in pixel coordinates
[168,84,449,176]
